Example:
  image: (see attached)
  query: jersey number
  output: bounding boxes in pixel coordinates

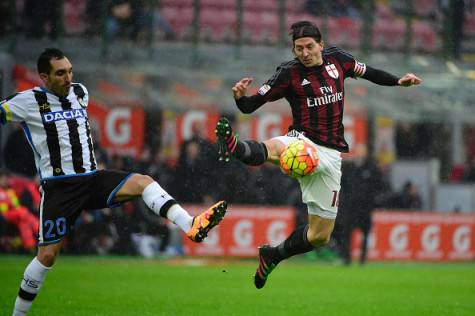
[44,217,67,239]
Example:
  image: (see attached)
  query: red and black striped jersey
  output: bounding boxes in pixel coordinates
[256,46,366,153]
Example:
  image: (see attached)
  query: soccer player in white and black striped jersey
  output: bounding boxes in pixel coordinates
[216,21,421,289]
[1,48,228,316]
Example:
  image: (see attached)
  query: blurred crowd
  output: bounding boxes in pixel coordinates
[1,119,438,257]
[0,0,472,58]
[3,116,475,259]
[1,0,474,258]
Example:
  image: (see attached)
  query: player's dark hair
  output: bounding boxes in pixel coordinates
[290,21,322,43]
[37,48,66,75]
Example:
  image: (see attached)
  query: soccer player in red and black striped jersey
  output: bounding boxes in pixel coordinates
[216,21,421,289]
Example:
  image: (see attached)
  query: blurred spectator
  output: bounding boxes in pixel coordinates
[439,0,470,59]
[106,0,149,42]
[175,138,211,203]
[174,123,217,203]
[329,0,362,17]
[153,9,175,40]
[85,0,105,36]
[143,151,177,196]
[396,122,451,178]
[3,125,37,177]
[0,0,9,38]
[306,0,361,17]
[129,200,171,257]
[336,144,384,265]
[67,208,119,255]
[305,0,327,16]
[22,0,61,39]
[462,156,475,182]
[390,180,423,209]
[395,122,420,158]
[449,163,466,183]
[258,163,299,205]
[0,170,38,252]
[7,174,41,215]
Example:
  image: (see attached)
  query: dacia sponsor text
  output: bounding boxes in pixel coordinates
[42,109,86,123]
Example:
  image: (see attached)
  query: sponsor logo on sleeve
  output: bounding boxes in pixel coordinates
[354,61,366,77]
[258,84,271,96]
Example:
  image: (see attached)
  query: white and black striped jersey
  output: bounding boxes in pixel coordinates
[0,83,97,180]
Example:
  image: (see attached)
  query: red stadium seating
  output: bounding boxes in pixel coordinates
[201,0,237,10]
[413,0,438,18]
[286,0,306,14]
[63,0,87,35]
[157,0,442,51]
[161,0,193,9]
[465,11,475,37]
[243,0,278,13]
[412,21,437,53]
[372,18,405,51]
[200,8,236,42]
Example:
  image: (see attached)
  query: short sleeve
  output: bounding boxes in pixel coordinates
[257,63,292,102]
[0,92,30,124]
[79,83,89,107]
[73,83,89,108]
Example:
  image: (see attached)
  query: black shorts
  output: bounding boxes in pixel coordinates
[38,170,133,245]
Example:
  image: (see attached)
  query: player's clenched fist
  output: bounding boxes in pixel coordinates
[398,73,422,87]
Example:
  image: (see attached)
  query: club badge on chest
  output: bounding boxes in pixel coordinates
[325,64,339,79]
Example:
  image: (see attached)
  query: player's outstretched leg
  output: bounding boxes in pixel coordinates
[187,200,228,242]
[254,245,280,289]
[215,117,238,162]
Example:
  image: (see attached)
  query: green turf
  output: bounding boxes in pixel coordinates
[1,255,474,316]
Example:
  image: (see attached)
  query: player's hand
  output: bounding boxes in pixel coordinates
[398,73,422,87]
[232,77,253,100]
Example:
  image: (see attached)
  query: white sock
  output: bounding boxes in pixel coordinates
[166,204,193,232]
[142,182,193,232]
[13,298,32,316]
[13,257,51,316]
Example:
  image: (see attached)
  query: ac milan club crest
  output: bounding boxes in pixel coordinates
[325,64,339,79]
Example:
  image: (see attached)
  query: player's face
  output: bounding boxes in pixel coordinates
[41,57,73,97]
[293,37,324,67]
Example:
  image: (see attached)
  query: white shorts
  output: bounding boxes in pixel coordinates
[272,131,342,219]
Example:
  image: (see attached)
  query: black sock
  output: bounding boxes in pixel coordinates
[235,140,268,166]
[274,225,314,263]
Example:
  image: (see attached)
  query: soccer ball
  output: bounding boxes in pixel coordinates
[279,140,318,179]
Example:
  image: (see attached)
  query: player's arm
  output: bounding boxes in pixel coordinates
[0,92,29,124]
[232,78,266,114]
[333,47,421,87]
[362,66,422,87]
[232,66,290,114]
[0,102,8,124]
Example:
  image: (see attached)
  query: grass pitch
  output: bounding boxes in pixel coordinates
[0,255,474,316]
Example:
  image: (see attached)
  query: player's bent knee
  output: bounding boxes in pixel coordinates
[128,174,154,192]
[307,231,331,248]
[37,248,59,267]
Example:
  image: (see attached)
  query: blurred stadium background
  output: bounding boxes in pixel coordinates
[0,0,474,314]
